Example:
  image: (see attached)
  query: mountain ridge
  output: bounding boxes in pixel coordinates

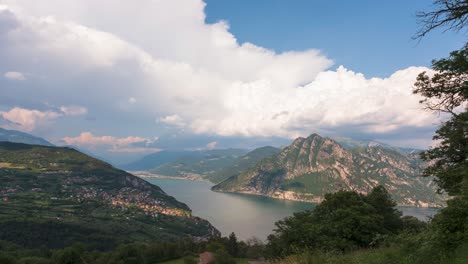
[213,133,444,207]
[0,127,53,146]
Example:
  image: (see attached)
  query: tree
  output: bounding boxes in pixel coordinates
[413,41,467,197]
[245,237,264,259]
[108,244,145,264]
[413,45,467,115]
[411,1,468,261]
[265,187,401,257]
[414,0,468,39]
[365,185,403,233]
[214,249,235,264]
[51,246,83,264]
[227,232,238,257]
[400,216,427,233]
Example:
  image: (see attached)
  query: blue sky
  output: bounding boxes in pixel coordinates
[0,0,465,164]
[205,0,465,77]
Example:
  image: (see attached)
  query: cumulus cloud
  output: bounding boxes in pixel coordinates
[0,107,61,132]
[193,66,436,138]
[0,105,87,132]
[0,0,440,148]
[62,132,159,153]
[4,71,25,80]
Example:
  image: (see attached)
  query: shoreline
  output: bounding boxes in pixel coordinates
[130,171,211,183]
[132,171,443,209]
[212,188,444,209]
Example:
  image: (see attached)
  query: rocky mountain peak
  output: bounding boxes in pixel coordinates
[213,133,445,207]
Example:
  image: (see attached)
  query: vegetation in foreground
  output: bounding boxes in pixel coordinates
[0,232,263,264]
[264,187,467,264]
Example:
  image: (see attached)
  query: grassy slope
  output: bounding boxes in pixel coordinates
[0,142,217,250]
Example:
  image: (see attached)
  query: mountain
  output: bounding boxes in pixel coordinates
[147,149,249,180]
[129,147,281,183]
[206,146,281,183]
[0,127,53,146]
[121,150,195,171]
[213,134,444,207]
[334,137,421,155]
[0,142,218,250]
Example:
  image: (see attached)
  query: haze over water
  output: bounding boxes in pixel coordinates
[146,178,439,241]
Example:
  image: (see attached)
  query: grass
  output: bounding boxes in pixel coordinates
[158,257,249,264]
[267,243,468,264]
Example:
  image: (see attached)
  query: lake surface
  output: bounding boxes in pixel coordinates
[145,178,439,241]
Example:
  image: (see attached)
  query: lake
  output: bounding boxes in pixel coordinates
[145,178,439,241]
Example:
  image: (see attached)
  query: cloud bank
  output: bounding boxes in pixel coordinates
[0,106,87,132]
[0,0,439,150]
[62,132,159,153]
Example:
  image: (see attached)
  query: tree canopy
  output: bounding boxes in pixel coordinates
[265,186,404,257]
[415,0,468,39]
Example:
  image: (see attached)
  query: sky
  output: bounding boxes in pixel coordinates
[0,0,465,164]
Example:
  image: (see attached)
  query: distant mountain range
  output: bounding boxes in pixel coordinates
[122,150,199,171]
[212,133,445,207]
[333,137,421,155]
[0,127,53,146]
[0,142,218,249]
[127,147,281,184]
[207,146,281,183]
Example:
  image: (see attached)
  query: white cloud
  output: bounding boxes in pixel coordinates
[190,66,436,138]
[206,141,217,150]
[59,105,87,116]
[0,105,88,132]
[0,107,61,132]
[159,114,186,128]
[0,1,440,147]
[62,131,159,153]
[4,71,25,80]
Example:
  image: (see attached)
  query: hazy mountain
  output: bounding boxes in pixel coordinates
[0,127,53,146]
[333,137,421,155]
[213,133,444,207]
[122,150,198,171]
[149,149,249,180]
[0,142,218,249]
[206,146,281,183]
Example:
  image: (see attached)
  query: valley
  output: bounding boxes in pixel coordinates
[127,133,446,207]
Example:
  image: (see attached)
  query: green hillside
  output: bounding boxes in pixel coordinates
[0,142,218,250]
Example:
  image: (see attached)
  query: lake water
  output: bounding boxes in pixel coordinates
[145,178,439,241]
